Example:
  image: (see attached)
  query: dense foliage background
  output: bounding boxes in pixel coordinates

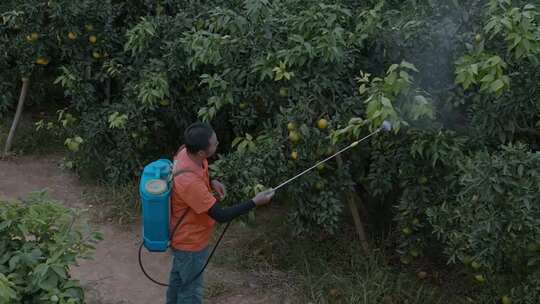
[1,0,539,302]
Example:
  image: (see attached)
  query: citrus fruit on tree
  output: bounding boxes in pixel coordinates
[26,32,39,42]
[160,99,170,106]
[287,122,296,131]
[400,256,411,265]
[474,274,486,284]
[36,58,49,65]
[475,34,482,42]
[402,227,412,235]
[288,131,300,143]
[317,118,328,130]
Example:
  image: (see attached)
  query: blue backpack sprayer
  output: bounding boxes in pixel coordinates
[138,121,392,286]
[138,156,231,287]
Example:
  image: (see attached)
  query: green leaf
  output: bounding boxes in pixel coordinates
[387,64,399,74]
[380,96,392,108]
[38,272,58,291]
[0,220,11,232]
[480,74,494,83]
[231,137,243,147]
[51,265,67,280]
[470,63,478,75]
[400,60,419,72]
[490,79,505,93]
[8,255,19,271]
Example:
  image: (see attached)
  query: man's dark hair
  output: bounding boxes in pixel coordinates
[184,122,215,154]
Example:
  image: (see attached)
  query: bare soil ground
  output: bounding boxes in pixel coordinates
[0,155,294,304]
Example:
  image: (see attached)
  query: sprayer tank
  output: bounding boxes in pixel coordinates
[140,159,172,252]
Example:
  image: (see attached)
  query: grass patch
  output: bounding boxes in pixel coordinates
[80,181,140,225]
[0,111,64,156]
[209,205,468,304]
[204,281,230,299]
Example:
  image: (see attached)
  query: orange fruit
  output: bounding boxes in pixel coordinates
[317,118,328,130]
[89,35,97,44]
[402,227,412,235]
[159,99,170,106]
[288,131,300,143]
[475,34,482,42]
[474,274,486,283]
[287,122,296,131]
[68,32,77,40]
[36,58,49,65]
[27,32,39,42]
[291,150,298,160]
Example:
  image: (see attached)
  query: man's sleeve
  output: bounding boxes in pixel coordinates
[175,179,217,214]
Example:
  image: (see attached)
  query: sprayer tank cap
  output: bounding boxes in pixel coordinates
[380,121,392,132]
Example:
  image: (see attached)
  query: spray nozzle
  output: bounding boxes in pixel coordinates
[380,121,392,132]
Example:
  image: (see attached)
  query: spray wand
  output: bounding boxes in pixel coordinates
[272,120,392,192]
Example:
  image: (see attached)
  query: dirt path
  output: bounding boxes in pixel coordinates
[0,156,289,304]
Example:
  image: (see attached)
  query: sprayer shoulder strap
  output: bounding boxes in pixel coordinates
[173,169,195,177]
[169,166,204,244]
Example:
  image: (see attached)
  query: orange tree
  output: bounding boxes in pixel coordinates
[333,0,540,302]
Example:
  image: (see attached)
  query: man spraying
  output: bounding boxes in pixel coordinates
[166,122,275,304]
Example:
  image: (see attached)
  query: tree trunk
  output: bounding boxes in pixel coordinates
[105,78,111,104]
[335,154,370,254]
[3,77,30,157]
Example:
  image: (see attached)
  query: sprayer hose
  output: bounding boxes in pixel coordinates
[138,218,231,287]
